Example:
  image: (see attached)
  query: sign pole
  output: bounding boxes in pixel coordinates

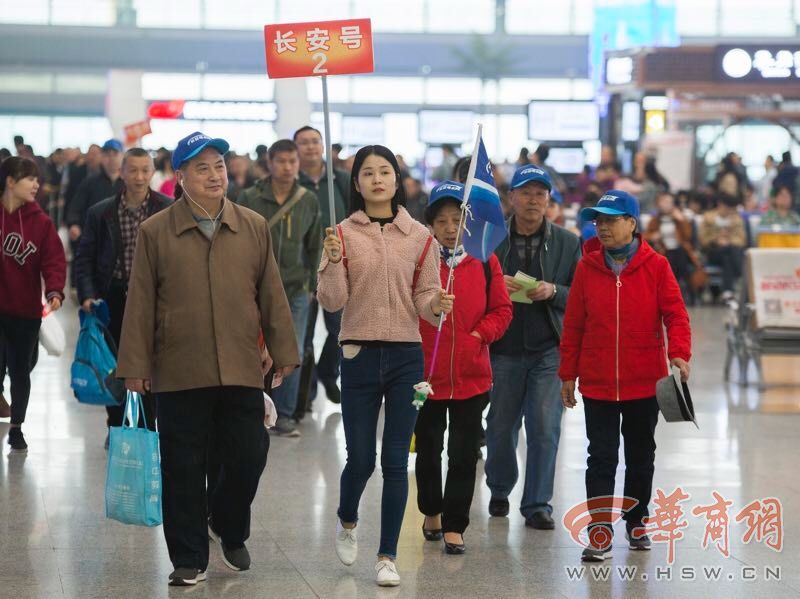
[321,75,337,228]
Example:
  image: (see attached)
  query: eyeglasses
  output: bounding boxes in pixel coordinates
[593,215,628,227]
[296,139,321,147]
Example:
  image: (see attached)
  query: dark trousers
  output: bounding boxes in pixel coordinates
[298,298,342,409]
[415,393,486,534]
[104,281,156,429]
[0,315,41,425]
[583,396,659,527]
[156,386,268,570]
[707,246,743,293]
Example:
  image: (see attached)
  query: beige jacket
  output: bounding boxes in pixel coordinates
[117,198,299,393]
[317,206,440,343]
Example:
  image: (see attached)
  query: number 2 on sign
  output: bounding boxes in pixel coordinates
[312,52,328,74]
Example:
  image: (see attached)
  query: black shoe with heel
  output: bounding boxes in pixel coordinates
[443,534,466,555]
[422,523,443,541]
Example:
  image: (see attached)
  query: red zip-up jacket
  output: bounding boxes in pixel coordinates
[420,253,513,400]
[558,236,691,401]
[0,202,66,319]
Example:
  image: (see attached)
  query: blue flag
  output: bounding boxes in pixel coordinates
[461,134,506,262]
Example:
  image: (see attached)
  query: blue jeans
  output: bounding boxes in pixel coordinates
[337,344,423,559]
[485,347,564,519]
[270,292,310,420]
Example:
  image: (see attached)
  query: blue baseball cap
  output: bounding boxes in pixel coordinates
[511,165,552,191]
[101,139,123,153]
[172,131,230,171]
[580,190,640,222]
[550,188,563,205]
[429,180,464,205]
[424,180,464,224]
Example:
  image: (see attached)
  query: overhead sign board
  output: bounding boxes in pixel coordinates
[717,45,800,83]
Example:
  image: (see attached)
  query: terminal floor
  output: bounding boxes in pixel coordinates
[1,301,799,598]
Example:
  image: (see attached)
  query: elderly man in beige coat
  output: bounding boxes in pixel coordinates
[117,131,299,587]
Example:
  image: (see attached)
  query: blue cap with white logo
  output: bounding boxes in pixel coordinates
[429,180,465,206]
[424,180,464,224]
[510,165,552,191]
[172,131,230,171]
[580,190,640,222]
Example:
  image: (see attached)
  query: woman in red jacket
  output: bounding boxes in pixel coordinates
[415,181,512,554]
[559,190,691,562]
[1,157,66,453]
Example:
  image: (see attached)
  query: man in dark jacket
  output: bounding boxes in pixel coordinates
[74,147,172,441]
[237,139,321,437]
[293,125,348,407]
[67,139,124,244]
[485,165,582,530]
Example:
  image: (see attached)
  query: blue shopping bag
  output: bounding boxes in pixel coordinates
[105,392,162,527]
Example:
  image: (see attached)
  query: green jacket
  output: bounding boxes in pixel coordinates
[298,166,349,227]
[237,178,322,300]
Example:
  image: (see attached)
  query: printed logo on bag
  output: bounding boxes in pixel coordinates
[2,232,38,265]
[121,442,131,456]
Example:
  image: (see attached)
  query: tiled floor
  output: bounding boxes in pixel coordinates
[1,302,799,598]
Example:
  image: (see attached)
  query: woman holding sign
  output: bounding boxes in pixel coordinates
[414,181,511,555]
[317,145,454,587]
[559,190,691,562]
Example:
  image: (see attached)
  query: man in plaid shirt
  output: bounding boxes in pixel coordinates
[74,148,172,445]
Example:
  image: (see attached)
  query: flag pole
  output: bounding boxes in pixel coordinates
[321,75,337,228]
[419,124,483,398]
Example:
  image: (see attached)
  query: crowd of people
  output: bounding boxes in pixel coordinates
[1,125,796,588]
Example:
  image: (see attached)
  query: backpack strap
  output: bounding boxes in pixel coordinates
[336,224,347,270]
[412,235,434,292]
[268,186,306,229]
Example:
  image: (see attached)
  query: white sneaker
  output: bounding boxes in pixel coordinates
[375,559,400,587]
[335,520,357,566]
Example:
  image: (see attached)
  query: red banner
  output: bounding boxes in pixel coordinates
[264,18,374,79]
[123,119,152,145]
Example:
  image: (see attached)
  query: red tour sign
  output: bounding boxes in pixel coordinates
[264,18,374,79]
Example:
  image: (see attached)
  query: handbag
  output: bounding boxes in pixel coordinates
[105,392,163,527]
[689,266,709,291]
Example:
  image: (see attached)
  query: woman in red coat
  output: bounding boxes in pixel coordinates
[559,190,691,562]
[415,181,512,554]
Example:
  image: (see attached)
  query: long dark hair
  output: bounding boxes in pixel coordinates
[0,156,38,195]
[348,145,406,216]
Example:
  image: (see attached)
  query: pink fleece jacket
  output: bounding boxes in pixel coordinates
[317,207,441,342]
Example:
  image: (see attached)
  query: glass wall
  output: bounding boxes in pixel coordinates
[2,0,798,35]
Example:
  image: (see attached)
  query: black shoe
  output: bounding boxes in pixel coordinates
[8,428,27,453]
[209,519,251,571]
[489,497,509,517]
[422,523,443,541]
[168,568,207,586]
[525,511,555,530]
[444,536,466,555]
[323,379,341,404]
[626,521,652,551]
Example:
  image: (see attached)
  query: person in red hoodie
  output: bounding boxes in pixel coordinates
[559,190,691,562]
[415,181,512,554]
[0,156,66,453]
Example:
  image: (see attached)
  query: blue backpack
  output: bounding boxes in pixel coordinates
[71,303,125,406]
